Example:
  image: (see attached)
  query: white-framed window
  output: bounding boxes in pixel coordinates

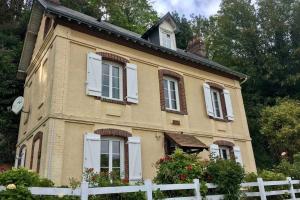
[163,76,180,111]
[100,137,125,178]
[101,61,123,101]
[210,88,223,119]
[161,31,172,49]
[219,146,230,160]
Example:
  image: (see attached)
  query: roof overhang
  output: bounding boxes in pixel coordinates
[17,1,45,80]
[165,132,208,151]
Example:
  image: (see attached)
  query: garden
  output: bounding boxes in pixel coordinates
[0,149,299,199]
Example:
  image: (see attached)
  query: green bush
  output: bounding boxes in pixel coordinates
[206,159,245,200]
[82,168,146,200]
[154,149,206,184]
[244,170,288,200]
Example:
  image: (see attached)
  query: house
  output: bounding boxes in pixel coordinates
[15,0,257,185]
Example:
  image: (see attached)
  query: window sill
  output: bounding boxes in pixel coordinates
[209,116,230,122]
[164,109,187,115]
[96,97,127,105]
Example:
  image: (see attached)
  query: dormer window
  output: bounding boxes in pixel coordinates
[162,31,172,49]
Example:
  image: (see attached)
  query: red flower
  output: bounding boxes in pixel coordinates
[186,165,193,171]
[179,174,187,181]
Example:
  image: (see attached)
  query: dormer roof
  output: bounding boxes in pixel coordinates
[141,12,179,39]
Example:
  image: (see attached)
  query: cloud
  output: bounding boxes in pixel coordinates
[152,0,222,18]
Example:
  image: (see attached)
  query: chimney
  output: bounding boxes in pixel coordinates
[186,36,207,58]
[47,0,60,4]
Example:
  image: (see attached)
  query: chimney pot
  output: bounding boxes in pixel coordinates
[186,36,207,58]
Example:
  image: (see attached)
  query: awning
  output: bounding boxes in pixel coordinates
[164,132,208,150]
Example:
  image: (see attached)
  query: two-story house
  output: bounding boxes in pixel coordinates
[15,0,256,185]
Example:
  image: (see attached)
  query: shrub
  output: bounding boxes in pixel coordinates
[154,149,206,184]
[0,168,51,187]
[82,168,146,200]
[206,159,245,200]
[153,149,207,198]
[244,170,288,200]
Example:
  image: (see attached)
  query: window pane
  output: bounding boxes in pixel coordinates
[170,81,176,91]
[112,141,120,154]
[112,88,120,99]
[170,89,176,100]
[102,75,109,86]
[112,154,120,167]
[213,91,221,117]
[102,64,109,75]
[112,66,119,77]
[101,140,109,154]
[112,77,119,88]
[112,168,120,178]
[163,79,168,90]
[222,149,228,160]
[171,100,177,110]
[100,167,109,175]
[101,154,109,167]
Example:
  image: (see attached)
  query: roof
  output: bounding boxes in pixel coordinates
[141,12,178,39]
[18,0,247,81]
[165,132,208,149]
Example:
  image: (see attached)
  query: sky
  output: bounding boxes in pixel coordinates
[152,0,222,18]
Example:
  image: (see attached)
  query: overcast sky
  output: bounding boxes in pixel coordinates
[152,0,222,18]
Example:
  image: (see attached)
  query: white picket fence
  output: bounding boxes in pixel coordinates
[0,177,299,200]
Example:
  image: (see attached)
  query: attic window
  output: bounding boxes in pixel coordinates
[43,17,52,39]
[161,31,172,49]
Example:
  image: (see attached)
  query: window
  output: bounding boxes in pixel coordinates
[163,76,180,111]
[100,137,124,178]
[102,61,123,100]
[210,88,223,119]
[161,31,172,48]
[43,17,52,39]
[30,132,43,173]
[17,146,26,167]
[219,146,230,160]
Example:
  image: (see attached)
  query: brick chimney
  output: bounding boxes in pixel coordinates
[47,0,60,4]
[186,36,207,58]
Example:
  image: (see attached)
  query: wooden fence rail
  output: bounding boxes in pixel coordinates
[0,177,299,200]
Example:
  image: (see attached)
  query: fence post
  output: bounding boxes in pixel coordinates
[287,177,296,200]
[80,180,89,200]
[193,179,202,200]
[257,178,267,200]
[144,179,153,200]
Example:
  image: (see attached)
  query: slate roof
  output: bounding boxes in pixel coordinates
[18,0,247,81]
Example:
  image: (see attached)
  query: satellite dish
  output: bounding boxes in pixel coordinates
[12,96,24,114]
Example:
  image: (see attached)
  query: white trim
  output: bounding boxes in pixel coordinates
[101,60,123,101]
[163,76,180,111]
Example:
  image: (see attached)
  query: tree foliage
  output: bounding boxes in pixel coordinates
[260,99,300,162]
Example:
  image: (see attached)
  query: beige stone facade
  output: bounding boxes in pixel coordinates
[16,8,256,185]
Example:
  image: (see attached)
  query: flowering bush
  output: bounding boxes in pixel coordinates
[154,149,206,184]
[154,149,207,198]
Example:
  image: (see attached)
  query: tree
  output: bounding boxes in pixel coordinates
[0,1,30,164]
[260,99,300,162]
[171,12,193,49]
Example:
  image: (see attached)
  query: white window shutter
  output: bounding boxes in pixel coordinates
[210,144,220,160]
[233,146,243,166]
[20,148,26,167]
[203,83,214,117]
[83,133,101,173]
[223,89,234,121]
[126,63,138,103]
[86,52,102,97]
[128,136,142,182]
